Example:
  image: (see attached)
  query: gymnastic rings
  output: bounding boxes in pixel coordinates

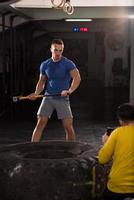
[63,1,74,15]
[51,0,74,15]
[51,0,65,9]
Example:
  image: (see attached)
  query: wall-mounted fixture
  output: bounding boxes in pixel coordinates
[65,19,92,22]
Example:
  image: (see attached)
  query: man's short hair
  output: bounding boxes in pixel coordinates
[117,103,134,121]
[51,39,64,46]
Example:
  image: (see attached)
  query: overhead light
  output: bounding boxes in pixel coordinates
[65,19,92,22]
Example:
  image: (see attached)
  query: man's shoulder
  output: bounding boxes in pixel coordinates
[62,56,76,66]
[40,58,52,71]
[42,58,52,65]
[62,56,71,62]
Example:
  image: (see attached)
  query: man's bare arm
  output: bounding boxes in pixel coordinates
[34,74,46,95]
[69,68,81,93]
[28,74,46,99]
[61,68,81,96]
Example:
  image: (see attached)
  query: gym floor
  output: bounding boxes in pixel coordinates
[0,84,128,149]
[0,118,116,150]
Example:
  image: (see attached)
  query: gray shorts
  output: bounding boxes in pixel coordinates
[37,97,73,119]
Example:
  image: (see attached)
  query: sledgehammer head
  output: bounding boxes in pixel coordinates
[12,96,21,102]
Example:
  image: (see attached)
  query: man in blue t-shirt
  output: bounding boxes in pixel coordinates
[29,39,81,142]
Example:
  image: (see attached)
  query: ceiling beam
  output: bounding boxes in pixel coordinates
[14,7,134,20]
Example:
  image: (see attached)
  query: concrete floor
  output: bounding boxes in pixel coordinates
[0,86,128,149]
[0,118,116,150]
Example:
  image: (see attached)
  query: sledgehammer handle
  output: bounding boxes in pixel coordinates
[12,94,62,102]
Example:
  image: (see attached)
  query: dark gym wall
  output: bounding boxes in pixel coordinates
[0,20,129,122]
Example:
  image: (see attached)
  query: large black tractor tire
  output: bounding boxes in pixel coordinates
[0,140,107,200]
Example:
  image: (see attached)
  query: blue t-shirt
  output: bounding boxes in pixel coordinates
[40,56,76,95]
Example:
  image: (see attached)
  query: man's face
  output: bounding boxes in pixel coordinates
[51,44,64,61]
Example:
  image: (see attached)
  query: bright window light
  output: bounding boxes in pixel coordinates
[128,15,134,18]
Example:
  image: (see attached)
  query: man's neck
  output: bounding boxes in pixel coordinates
[120,120,134,126]
[52,56,62,62]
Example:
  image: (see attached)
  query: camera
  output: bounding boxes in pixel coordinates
[106,127,114,136]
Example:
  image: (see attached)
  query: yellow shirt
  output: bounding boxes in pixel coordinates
[98,125,134,193]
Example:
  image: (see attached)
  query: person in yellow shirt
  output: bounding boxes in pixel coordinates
[98,103,134,200]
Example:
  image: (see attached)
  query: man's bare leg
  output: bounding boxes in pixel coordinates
[62,118,76,141]
[31,116,48,142]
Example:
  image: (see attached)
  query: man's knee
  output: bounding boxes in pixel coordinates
[62,118,73,129]
[37,116,48,128]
